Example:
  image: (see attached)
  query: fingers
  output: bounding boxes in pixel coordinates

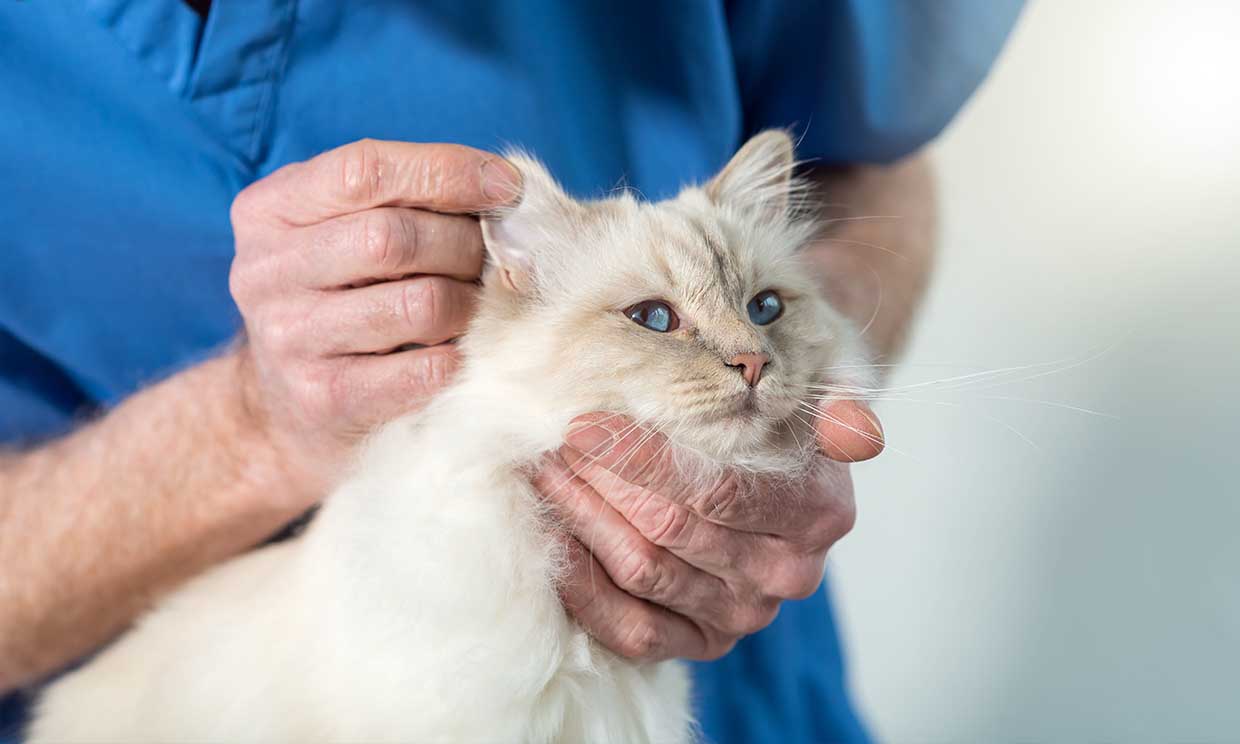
[310,276,478,353]
[561,412,857,545]
[327,343,463,429]
[560,413,683,492]
[813,400,885,462]
[536,456,770,637]
[235,140,522,227]
[560,413,790,534]
[549,412,859,658]
[298,208,485,287]
[557,538,734,662]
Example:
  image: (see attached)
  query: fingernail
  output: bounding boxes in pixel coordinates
[480,157,523,204]
[565,422,614,455]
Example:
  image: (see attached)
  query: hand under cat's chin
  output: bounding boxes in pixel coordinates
[539,398,879,663]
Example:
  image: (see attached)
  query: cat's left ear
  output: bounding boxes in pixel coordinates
[706,129,798,222]
[480,154,579,294]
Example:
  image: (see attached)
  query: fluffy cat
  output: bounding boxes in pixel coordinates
[28,130,872,743]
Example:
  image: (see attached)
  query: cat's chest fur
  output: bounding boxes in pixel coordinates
[298,379,694,742]
[30,379,692,743]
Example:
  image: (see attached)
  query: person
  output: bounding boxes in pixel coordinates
[0,2,1023,741]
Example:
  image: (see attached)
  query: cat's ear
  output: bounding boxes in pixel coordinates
[480,154,579,294]
[706,129,798,222]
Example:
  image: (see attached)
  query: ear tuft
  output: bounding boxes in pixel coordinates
[706,129,798,222]
[480,153,578,294]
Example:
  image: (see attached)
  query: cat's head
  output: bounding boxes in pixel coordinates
[466,130,872,467]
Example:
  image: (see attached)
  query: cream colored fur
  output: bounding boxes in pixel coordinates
[29,131,872,743]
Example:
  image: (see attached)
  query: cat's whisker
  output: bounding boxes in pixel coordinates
[857,262,883,340]
[534,419,652,511]
[797,403,886,449]
[806,361,1067,395]
[782,415,806,453]
[810,340,1126,398]
[578,426,662,593]
[797,403,926,464]
[972,395,1118,418]
[819,214,903,226]
[801,389,1116,422]
[815,235,910,262]
[578,424,674,577]
[796,402,914,460]
[795,402,870,461]
[789,408,830,457]
[883,397,1046,452]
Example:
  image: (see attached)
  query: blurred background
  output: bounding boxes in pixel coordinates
[832,1,1240,740]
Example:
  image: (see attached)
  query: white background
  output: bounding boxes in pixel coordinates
[832,1,1240,740]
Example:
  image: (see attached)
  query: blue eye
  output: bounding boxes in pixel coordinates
[626,300,679,332]
[747,290,784,325]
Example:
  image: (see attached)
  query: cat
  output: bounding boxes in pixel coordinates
[28,130,873,743]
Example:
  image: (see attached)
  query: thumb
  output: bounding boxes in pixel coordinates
[813,400,885,462]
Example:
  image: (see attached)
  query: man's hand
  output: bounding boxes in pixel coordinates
[530,152,935,661]
[534,400,883,661]
[228,139,521,498]
[0,139,522,691]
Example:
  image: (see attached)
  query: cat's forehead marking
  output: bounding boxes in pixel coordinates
[678,211,745,303]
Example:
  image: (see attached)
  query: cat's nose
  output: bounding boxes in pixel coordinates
[727,352,769,387]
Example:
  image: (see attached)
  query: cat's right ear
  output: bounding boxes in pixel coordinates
[706,129,798,223]
[480,154,578,294]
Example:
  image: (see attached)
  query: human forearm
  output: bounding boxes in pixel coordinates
[804,152,937,361]
[0,140,518,694]
[0,352,304,691]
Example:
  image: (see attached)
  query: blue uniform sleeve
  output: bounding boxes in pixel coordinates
[0,330,90,446]
[727,0,1025,162]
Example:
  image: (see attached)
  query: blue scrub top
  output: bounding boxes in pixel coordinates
[0,2,1022,741]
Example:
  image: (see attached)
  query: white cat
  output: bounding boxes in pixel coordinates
[29,130,871,743]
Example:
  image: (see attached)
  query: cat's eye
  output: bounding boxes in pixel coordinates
[625,300,679,333]
[747,290,784,326]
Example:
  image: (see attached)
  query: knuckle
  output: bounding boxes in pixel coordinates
[730,600,780,636]
[633,438,677,491]
[615,540,670,599]
[401,277,441,335]
[832,497,858,540]
[358,211,403,273]
[258,315,293,356]
[408,347,458,395]
[698,630,739,662]
[646,501,691,547]
[228,263,254,307]
[769,556,825,600]
[617,616,664,660]
[807,493,857,549]
[282,362,338,423]
[415,149,452,203]
[698,472,743,522]
[229,182,264,230]
[249,307,301,358]
[339,139,385,204]
[562,575,601,616]
[230,257,282,314]
[317,363,353,420]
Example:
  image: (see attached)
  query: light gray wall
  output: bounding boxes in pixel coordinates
[831,1,1240,740]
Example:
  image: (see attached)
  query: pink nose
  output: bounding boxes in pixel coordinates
[728,352,769,387]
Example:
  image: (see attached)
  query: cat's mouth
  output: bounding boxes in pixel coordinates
[722,384,791,421]
[730,393,759,416]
